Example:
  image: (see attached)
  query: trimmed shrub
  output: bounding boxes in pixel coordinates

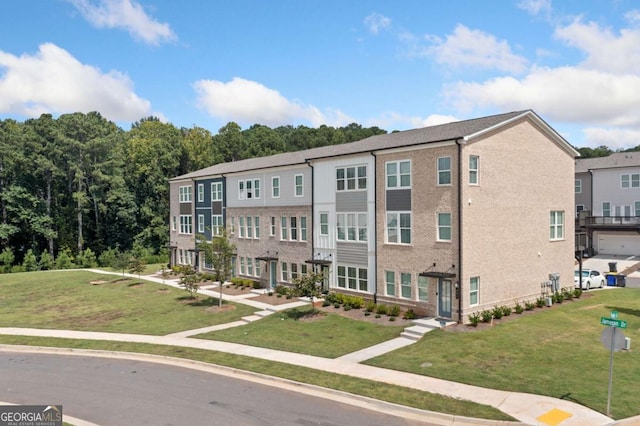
[376,304,388,315]
[501,305,512,317]
[403,309,417,320]
[491,306,503,320]
[468,312,481,327]
[388,305,401,317]
[480,310,493,323]
[364,301,377,313]
[514,303,524,314]
[525,301,536,311]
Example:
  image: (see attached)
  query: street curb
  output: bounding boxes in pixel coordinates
[0,344,522,426]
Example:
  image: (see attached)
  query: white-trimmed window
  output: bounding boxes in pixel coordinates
[575,179,582,194]
[300,216,307,241]
[294,174,304,197]
[550,211,564,240]
[272,177,280,198]
[290,217,298,240]
[603,202,611,217]
[437,157,451,185]
[281,262,288,282]
[254,216,260,239]
[179,215,192,234]
[635,202,640,217]
[576,205,585,217]
[172,216,177,231]
[240,257,245,275]
[211,182,222,201]
[401,272,412,299]
[621,173,640,188]
[301,264,308,275]
[336,166,366,191]
[247,258,254,276]
[418,275,428,301]
[385,271,395,296]
[386,160,411,188]
[198,214,205,233]
[197,184,204,202]
[280,216,288,240]
[337,265,367,291]
[255,260,261,277]
[470,277,479,306]
[270,216,276,236]
[337,213,367,242]
[212,215,223,236]
[386,212,411,244]
[238,179,260,199]
[437,213,451,241]
[229,216,235,234]
[179,186,192,203]
[246,216,253,238]
[320,212,329,236]
[469,155,479,185]
[239,216,245,238]
[291,263,298,281]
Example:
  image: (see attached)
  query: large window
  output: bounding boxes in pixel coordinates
[272,177,280,198]
[337,213,367,242]
[437,157,451,185]
[179,215,192,234]
[212,215,223,236]
[386,160,411,188]
[295,174,304,197]
[621,173,640,188]
[197,184,204,202]
[320,213,329,236]
[550,211,564,240]
[336,166,366,191]
[337,265,368,291]
[239,179,260,200]
[179,186,192,203]
[470,277,479,305]
[401,272,412,299]
[386,212,411,244]
[437,213,452,241]
[211,182,222,201]
[469,155,479,185]
[575,179,582,194]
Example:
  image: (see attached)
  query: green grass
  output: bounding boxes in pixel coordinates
[0,271,255,335]
[365,289,640,420]
[196,306,405,358]
[0,335,513,421]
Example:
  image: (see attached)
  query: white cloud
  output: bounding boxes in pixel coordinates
[363,112,459,131]
[0,43,152,121]
[517,0,552,16]
[364,13,391,35]
[68,0,175,45]
[445,66,640,127]
[625,10,640,25]
[554,18,640,74]
[407,24,528,73]
[193,77,354,127]
[583,127,640,150]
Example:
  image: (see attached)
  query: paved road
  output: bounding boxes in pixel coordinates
[0,352,431,426]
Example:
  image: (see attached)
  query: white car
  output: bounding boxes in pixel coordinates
[574,269,605,290]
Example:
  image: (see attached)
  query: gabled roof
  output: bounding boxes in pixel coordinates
[575,152,640,173]
[171,110,573,181]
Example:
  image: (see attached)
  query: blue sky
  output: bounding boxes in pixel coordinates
[1,0,639,149]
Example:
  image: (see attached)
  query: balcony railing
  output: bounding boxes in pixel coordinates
[584,216,640,228]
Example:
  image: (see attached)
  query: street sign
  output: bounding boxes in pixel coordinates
[610,310,618,319]
[600,317,628,328]
[601,327,626,352]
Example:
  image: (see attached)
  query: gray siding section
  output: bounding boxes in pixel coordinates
[386,189,411,211]
[336,191,367,212]
[179,203,192,215]
[336,243,368,266]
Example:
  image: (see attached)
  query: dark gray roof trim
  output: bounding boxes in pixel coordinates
[171,110,569,181]
[575,152,640,173]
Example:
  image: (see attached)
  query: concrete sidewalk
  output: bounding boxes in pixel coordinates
[2,268,627,425]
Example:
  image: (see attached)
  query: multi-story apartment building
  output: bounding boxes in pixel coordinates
[575,152,640,256]
[169,110,577,322]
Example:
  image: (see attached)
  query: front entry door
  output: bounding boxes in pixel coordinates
[438,279,452,318]
[270,261,277,289]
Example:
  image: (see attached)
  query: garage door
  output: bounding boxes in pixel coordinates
[597,234,640,256]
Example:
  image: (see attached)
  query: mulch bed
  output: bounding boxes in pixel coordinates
[315,304,415,327]
[250,293,303,306]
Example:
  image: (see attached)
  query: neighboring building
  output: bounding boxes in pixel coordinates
[575,152,640,256]
[169,110,577,323]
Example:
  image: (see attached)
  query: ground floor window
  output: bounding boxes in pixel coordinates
[418,275,428,301]
[385,270,395,296]
[401,272,412,298]
[470,276,479,305]
[337,265,368,292]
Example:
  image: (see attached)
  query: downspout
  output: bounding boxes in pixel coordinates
[371,151,378,304]
[456,139,463,323]
[306,160,315,267]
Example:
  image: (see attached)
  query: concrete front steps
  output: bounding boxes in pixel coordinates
[400,317,457,341]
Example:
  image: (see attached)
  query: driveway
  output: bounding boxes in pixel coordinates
[578,254,640,288]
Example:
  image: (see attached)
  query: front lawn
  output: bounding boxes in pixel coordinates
[365,288,640,419]
[0,271,255,335]
[196,306,406,358]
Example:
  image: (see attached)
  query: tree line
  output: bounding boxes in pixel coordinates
[0,112,386,272]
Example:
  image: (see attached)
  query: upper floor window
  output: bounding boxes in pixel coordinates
[336,166,366,191]
[575,179,582,194]
[550,211,564,240]
[602,202,611,217]
[198,214,205,233]
[280,216,288,240]
[295,174,304,197]
[272,177,280,198]
[179,215,192,234]
[469,156,479,185]
[239,216,245,238]
[179,186,192,203]
[621,173,640,188]
[337,213,367,242]
[211,182,222,201]
[437,157,451,185]
[386,212,411,244]
[238,179,260,200]
[300,216,307,241]
[212,215,223,236]
[386,160,411,189]
[320,212,329,236]
[636,201,640,217]
[197,184,204,202]
[270,216,276,236]
[437,213,452,241]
